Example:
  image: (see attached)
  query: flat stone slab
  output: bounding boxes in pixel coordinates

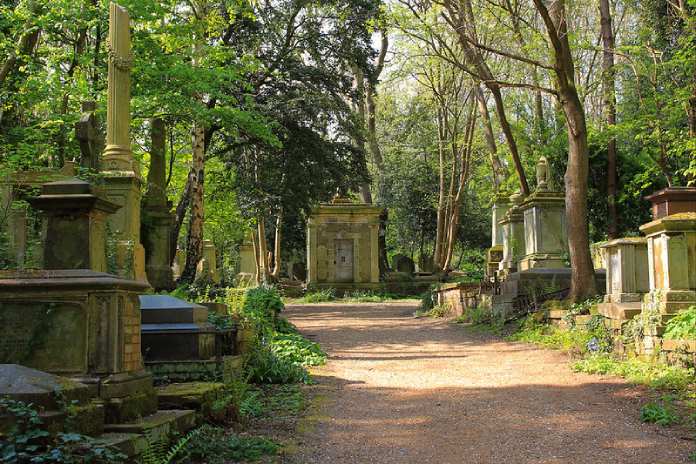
[0,364,93,408]
[95,433,148,458]
[597,302,642,321]
[103,409,196,440]
[156,382,225,413]
[139,295,208,324]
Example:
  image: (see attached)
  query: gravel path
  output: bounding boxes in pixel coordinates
[284,302,694,464]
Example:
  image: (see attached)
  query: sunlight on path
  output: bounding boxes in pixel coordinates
[285,302,693,464]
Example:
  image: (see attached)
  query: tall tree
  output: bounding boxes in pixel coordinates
[600,0,618,239]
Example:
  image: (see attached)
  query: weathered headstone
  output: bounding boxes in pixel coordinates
[291,262,306,281]
[101,3,148,284]
[75,101,104,171]
[196,239,221,284]
[392,254,415,275]
[142,118,174,290]
[518,157,568,270]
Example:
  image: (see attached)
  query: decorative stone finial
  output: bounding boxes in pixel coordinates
[535,157,550,192]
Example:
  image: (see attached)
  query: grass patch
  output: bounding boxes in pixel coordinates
[573,354,695,392]
[641,397,680,426]
[292,288,414,304]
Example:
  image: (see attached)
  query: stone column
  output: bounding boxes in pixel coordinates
[498,192,525,278]
[486,192,510,278]
[306,222,317,285]
[369,223,380,283]
[142,118,174,290]
[101,3,147,284]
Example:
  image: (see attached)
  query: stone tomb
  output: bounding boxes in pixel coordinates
[518,157,568,271]
[195,239,221,284]
[140,295,222,362]
[307,196,382,290]
[596,238,649,343]
[498,191,525,278]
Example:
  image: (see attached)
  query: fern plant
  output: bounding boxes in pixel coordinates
[141,426,203,464]
[663,306,696,340]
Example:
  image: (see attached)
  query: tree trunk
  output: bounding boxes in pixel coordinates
[535,0,596,300]
[0,12,42,88]
[600,0,618,239]
[474,86,506,190]
[180,123,206,283]
[270,210,283,279]
[434,108,447,270]
[257,216,269,284]
[170,176,192,265]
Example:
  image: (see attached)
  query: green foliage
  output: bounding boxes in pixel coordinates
[0,398,125,464]
[573,354,695,392]
[455,307,492,325]
[176,425,278,463]
[142,427,203,464]
[508,317,612,355]
[300,288,337,303]
[640,400,679,426]
[663,306,696,340]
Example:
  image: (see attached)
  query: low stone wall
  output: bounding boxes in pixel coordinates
[433,283,482,317]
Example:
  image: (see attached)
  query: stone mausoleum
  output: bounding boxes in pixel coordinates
[307,195,382,291]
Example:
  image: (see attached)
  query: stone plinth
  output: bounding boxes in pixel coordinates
[307,196,382,290]
[491,192,510,248]
[518,190,567,270]
[498,192,525,278]
[645,187,696,220]
[29,179,119,272]
[0,270,155,421]
[600,237,649,303]
[640,213,696,315]
[142,208,174,290]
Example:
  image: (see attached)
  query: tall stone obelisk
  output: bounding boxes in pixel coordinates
[102,2,148,284]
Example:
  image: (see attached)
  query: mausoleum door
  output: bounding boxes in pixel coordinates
[335,239,354,282]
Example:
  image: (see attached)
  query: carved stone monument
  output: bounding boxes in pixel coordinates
[196,239,221,284]
[75,101,104,171]
[101,3,147,284]
[141,118,174,290]
[307,195,382,291]
[518,157,568,270]
[498,191,526,278]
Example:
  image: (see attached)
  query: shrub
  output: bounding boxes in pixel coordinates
[300,288,336,303]
[0,398,125,463]
[663,306,696,340]
[641,400,679,426]
[180,425,278,463]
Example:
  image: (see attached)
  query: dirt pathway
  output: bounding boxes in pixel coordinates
[284,302,694,464]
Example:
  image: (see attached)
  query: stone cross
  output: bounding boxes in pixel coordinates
[75,101,104,171]
[102,2,135,173]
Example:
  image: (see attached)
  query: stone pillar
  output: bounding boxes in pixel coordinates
[600,238,649,304]
[640,213,696,314]
[101,3,147,284]
[518,157,568,270]
[306,222,317,286]
[142,118,174,290]
[498,191,525,278]
[486,192,510,278]
[369,223,380,283]
[29,179,120,272]
[196,239,221,284]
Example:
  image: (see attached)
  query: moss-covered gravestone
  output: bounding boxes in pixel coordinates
[498,191,525,278]
[141,118,174,291]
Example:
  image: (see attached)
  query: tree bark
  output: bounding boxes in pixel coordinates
[434,108,447,270]
[270,210,283,279]
[257,216,269,284]
[180,123,206,283]
[599,0,619,239]
[170,176,192,265]
[534,0,596,300]
[474,86,506,190]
